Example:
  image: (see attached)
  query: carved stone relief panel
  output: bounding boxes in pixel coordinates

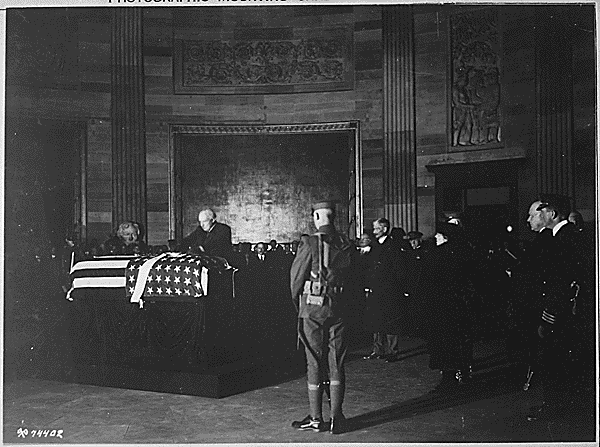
[174,27,354,94]
[450,8,502,149]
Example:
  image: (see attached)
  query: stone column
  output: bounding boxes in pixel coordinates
[111,8,147,234]
[382,6,417,231]
[535,7,574,198]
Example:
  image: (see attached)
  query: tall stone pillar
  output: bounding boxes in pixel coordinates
[111,8,147,235]
[535,7,574,198]
[382,6,417,231]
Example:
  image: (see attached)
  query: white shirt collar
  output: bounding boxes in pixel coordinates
[552,219,569,236]
[378,235,387,244]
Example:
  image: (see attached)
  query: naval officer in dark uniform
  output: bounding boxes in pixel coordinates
[527,194,583,422]
[290,200,355,434]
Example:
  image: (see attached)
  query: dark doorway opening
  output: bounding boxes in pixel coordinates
[429,159,522,247]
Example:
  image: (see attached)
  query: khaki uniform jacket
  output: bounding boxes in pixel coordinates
[290,224,354,321]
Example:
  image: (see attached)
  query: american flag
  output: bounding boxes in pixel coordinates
[125,253,209,304]
[66,253,216,304]
[66,255,135,300]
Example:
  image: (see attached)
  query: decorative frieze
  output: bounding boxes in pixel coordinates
[171,122,358,135]
[450,8,502,148]
[174,27,354,94]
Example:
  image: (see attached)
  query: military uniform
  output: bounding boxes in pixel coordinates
[535,221,582,415]
[507,228,551,370]
[290,202,354,433]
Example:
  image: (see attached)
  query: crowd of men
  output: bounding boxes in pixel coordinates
[68,197,593,433]
[286,194,593,433]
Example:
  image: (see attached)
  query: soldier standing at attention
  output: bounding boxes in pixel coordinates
[290,201,355,434]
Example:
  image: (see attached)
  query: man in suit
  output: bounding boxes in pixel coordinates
[290,200,355,434]
[527,194,582,422]
[181,208,233,263]
[247,241,271,276]
[363,217,404,363]
[250,242,268,264]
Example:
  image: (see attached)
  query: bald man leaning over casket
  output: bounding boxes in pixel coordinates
[181,208,233,263]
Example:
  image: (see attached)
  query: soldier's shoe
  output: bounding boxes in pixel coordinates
[330,414,347,435]
[292,415,328,432]
[291,415,311,428]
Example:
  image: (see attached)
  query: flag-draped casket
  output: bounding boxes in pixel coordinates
[66,252,236,369]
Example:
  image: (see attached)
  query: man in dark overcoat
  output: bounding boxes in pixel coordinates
[363,217,405,362]
[402,231,429,338]
[418,222,475,390]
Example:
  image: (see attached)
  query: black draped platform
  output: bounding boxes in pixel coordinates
[52,254,303,398]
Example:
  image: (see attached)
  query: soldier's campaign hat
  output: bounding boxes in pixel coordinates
[312,200,336,211]
[407,230,423,240]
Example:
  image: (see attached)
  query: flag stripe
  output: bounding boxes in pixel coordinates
[70,259,131,273]
[71,268,126,279]
[72,277,127,288]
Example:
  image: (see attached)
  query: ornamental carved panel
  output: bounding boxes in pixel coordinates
[174,27,354,95]
[450,9,502,148]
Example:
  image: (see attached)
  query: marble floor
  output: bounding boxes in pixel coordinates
[3,336,597,444]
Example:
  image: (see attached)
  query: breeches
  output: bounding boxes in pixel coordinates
[299,316,347,386]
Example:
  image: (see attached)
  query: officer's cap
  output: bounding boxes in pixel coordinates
[312,200,336,212]
[407,230,423,240]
